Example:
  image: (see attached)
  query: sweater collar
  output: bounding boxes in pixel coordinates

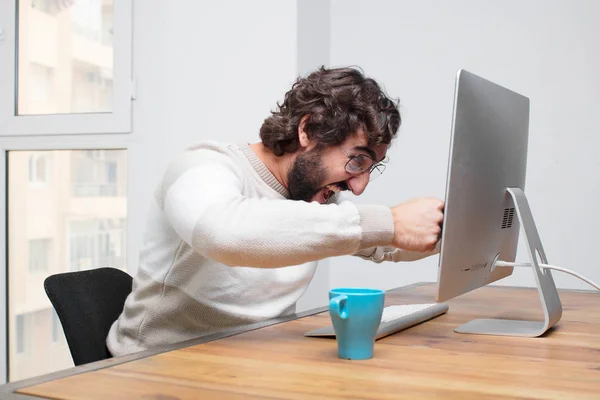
[239,144,291,199]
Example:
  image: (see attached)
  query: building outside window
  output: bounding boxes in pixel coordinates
[8,149,127,381]
[28,238,52,273]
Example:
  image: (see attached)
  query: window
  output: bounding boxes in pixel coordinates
[28,238,52,273]
[71,61,113,113]
[71,150,125,197]
[0,0,133,134]
[1,0,133,384]
[15,315,25,354]
[28,153,51,184]
[70,219,126,271]
[8,149,127,381]
[19,0,114,116]
[30,0,60,16]
[29,63,54,106]
[107,161,117,183]
[51,310,62,343]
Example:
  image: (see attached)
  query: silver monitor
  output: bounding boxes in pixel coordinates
[436,70,562,337]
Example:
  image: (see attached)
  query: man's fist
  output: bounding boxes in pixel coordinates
[391,198,444,252]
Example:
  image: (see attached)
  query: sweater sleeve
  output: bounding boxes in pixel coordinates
[328,188,441,264]
[158,148,394,268]
[353,242,441,263]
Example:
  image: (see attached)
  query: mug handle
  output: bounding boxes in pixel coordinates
[329,294,349,319]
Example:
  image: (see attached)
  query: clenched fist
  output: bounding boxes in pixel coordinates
[391,198,444,252]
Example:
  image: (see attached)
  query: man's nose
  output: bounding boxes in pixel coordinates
[347,172,369,196]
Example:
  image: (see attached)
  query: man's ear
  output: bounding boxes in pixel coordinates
[298,115,311,149]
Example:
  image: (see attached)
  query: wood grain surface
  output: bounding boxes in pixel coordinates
[14,283,600,399]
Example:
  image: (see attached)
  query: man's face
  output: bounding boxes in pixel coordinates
[287,132,388,203]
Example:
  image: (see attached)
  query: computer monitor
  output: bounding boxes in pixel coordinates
[436,70,562,337]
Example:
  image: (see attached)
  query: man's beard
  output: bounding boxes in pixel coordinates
[287,147,327,201]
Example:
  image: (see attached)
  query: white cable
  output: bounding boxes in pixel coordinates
[495,261,600,291]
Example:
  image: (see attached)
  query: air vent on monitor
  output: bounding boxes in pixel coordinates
[501,207,515,229]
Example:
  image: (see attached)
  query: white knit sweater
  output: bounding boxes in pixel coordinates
[106,141,435,356]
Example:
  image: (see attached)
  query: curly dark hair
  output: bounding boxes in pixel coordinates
[260,66,401,156]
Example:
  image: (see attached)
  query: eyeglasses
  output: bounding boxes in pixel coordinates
[341,147,387,181]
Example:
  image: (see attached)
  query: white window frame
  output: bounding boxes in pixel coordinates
[0,0,136,384]
[0,0,133,135]
[0,133,134,383]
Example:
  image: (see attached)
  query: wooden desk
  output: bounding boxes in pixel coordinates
[2,283,600,399]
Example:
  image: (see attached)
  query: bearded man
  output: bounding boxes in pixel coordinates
[107,66,444,356]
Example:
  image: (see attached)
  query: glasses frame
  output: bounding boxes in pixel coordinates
[341,147,387,181]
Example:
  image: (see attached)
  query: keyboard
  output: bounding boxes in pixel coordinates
[304,302,449,340]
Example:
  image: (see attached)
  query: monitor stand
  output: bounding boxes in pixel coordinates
[454,187,563,337]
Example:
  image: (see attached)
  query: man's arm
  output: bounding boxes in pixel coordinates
[328,193,441,263]
[157,148,394,268]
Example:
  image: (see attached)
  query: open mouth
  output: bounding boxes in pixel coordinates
[316,183,346,204]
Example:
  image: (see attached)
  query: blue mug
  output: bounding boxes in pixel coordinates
[329,288,385,360]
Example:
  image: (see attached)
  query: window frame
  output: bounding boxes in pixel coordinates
[0,0,136,385]
[0,133,134,383]
[0,0,133,136]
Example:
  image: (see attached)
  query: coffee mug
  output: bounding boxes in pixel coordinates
[329,288,385,360]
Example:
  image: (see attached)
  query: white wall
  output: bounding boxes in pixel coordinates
[129,0,330,312]
[328,0,600,292]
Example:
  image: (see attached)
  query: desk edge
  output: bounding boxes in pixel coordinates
[1,282,430,397]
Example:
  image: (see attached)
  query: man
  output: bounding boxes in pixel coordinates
[107,66,444,356]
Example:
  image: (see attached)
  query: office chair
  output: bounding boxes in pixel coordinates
[44,267,133,366]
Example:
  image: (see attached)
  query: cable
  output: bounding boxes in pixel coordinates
[495,261,600,291]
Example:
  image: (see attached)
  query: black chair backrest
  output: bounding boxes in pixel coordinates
[44,267,133,366]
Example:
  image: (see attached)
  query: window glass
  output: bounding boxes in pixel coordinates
[8,149,127,381]
[17,0,114,115]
